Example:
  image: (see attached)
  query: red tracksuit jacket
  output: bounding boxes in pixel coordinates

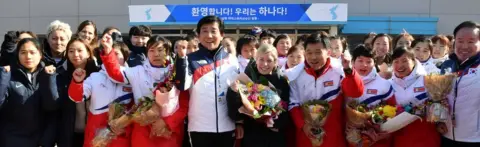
[288,59,364,147]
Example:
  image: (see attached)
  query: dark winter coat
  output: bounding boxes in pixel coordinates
[0,56,59,147]
[54,59,99,147]
[227,60,291,147]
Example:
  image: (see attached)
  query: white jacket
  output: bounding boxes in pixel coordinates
[348,69,393,107]
[391,60,429,106]
[443,57,480,142]
[419,57,440,74]
[104,61,171,104]
[278,56,287,68]
[238,55,250,72]
[288,62,346,109]
[432,55,448,66]
[175,47,239,133]
[70,66,132,115]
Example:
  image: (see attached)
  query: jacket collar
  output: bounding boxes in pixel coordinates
[392,60,426,88]
[304,58,331,79]
[238,55,250,67]
[362,68,377,85]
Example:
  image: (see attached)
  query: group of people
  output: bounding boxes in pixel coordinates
[0,15,479,147]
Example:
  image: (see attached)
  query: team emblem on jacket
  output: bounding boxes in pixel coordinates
[367,89,378,95]
[197,60,208,65]
[324,80,334,87]
[123,86,132,92]
[414,87,425,93]
[469,68,477,75]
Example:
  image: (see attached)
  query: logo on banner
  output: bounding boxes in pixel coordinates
[324,81,334,87]
[145,8,152,20]
[329,4,338,20]
[367,89,378,95]
[414,87,425,93]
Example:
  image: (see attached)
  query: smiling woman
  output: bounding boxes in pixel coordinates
[76,20,98,49]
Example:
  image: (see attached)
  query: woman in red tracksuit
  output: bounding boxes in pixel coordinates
[390,47,440,147]
[68,42,132,147]
[99,35,189,147]
[288,33,364,147]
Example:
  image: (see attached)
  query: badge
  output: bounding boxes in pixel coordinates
[122,86,132,92]
[414,87,425,93]
[323,81,334,87]
[367,89,378,95]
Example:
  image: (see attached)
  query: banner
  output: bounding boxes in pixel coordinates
[129,3,348,25]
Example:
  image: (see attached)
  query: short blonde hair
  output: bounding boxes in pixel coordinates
[47,20,72,40]
[256,44,278,62]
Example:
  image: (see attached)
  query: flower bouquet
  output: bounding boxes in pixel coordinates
[380,103,424,133]
[131,97,161,126]
[346,101,370,128]
[346,101,396,146]
[150,64,180,137]
[150,118,172,138]
[235,73,287,127]
[92,102,132,147]
[424,74,455,123]
[301,100,331,146]
[154,64,180,117]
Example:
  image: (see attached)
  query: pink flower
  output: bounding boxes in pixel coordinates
[278,101,288,109]
[248,94,258,101]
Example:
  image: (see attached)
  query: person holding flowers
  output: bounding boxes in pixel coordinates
[390,47,440,147]
[227,44,290,147]
[288,33,364,147]
[100,34,189,147]
[67,36,133,147]
[345,44,396,147]
[439,21,480,147]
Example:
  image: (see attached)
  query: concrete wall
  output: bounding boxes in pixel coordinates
[0,0,479,40]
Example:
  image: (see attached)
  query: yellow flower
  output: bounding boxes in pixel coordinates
[247,82,254,88]
[382,105,397,118]
[258,96,265,104]
[257,84,265,91]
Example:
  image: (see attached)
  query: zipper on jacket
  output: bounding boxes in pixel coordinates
[213,49,221,133]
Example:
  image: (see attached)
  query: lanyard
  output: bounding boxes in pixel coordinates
[452,57,480,140]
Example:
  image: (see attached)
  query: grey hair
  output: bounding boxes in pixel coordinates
[47,20,72,40]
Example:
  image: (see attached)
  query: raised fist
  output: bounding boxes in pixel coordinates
[44,65,56,74]
[73,68,86,82]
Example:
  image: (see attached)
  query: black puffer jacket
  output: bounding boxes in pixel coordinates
[227,60,291,147]
[124,39,146,67]
[55,59,99,147]
[42,39,67,70]
[0,55,59,147]
[0,31,19,66]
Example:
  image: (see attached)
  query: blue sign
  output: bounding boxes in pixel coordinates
[129,3,348,25]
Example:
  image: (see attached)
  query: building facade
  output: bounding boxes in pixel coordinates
[0,0,478,41]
